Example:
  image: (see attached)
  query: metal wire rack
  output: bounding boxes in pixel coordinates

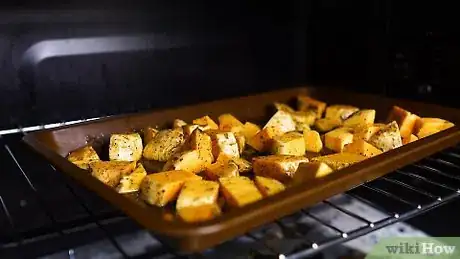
[0,129,460,259]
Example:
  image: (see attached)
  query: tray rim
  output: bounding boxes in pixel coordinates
[22,85,460,251]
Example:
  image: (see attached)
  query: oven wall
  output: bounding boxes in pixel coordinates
[0,1,457,130]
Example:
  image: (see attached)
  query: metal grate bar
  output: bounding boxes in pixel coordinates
[380,176,441,201]
[322,200,373,226]
[396,169,459,192]
[287,189,460,259]
[441,150,460,160]
[49,166,129,259]
[4,144,65,237]
[413,163,460,181]
[301,209,347,237]
[361,184,421,208]
[429,157,460,170]
[344,192,394,217]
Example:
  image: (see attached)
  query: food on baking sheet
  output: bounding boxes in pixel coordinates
[140,170,201,207]
[67,145,100,170]
[109,133,143,162]
[66,94,455,222]
[90,161,137,187]
[254,176,285,197]
[176,180,221,222]
[219,176,263,207]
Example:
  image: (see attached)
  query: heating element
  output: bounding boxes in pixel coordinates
[1,125,460,258]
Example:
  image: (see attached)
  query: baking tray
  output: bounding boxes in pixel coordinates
[23,86,460,252]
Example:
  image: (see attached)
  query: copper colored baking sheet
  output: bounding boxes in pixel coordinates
[23,86,460,252]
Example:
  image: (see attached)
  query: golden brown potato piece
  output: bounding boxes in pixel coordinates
[182,124,200,136]
[324,127,354,153]
[264,110,297,136]
[254,176,285,197]
[143,127,159,144]
[293,161,334,183]
[241,122,261,140]
[140,170,201,207]
[274,102,315,131]
[325,105,359,121]
[67,145,100,170]
[163,149,208,174]
[207,131,240,158]
[176,180,221,222]
[343,109,376,128]
[414,118,455,139]
[303,129,323,153]
[173,119,187,129]
[274,102,296,113]
[314,118,342,132]
[403,134,419,145]
[343,139,382,158]
[205,157,239,180]
[90,161,136,187]
[290,111,316,131]
[311,153,366,170]
[234,132,246,154]
[143,129,185,161]
[368,121,403,152]
[247,128,274,152]
[253,155,308,182]
[217,153,252,173]
[353,124,383,141]
[188,129,214,165]
[271,132,306,156]
[109,133,143,162]
[297,95,327,118]
[386,106,419,139]
[117,163,148,193]
[219,176,263,207]
[218,113,244,132]
[193,115,219,130]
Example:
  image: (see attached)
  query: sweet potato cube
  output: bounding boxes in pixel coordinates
[143,127,159,144]
[387,106,419,139]
[218,113,244,132]
[343,139,382,158]
[109,133,143,162]
[314,118,342,132]
[254,176,285,197]
[403,134,419,145]
[253,155,308,182]
[117,163,148,193]
[219,176,263,207]
[368,121,403,152]
[90,161,136,187]
[193,115,219,130]
[325,105,359,121]
[176,180,221,222]
[303,130,323,153]
[293,161,334,183]
[343,109,376,128]
[297,95,327,118]
[271,132,306,156]
[353,124,383,141]
[241,122,261,140]
[67,145,100,170]
[311,153,366,170]
[324,127,354,153]
[140,170,201,207]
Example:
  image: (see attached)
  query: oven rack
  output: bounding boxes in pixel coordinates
[0,132,460,259]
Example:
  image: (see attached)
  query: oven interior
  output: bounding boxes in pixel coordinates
[1,1,460,258]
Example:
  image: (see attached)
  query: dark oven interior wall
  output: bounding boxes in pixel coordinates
[0,1,457,129]
[0,1,312,129]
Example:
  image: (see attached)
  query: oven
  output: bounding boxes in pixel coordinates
[1,1,460,258]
